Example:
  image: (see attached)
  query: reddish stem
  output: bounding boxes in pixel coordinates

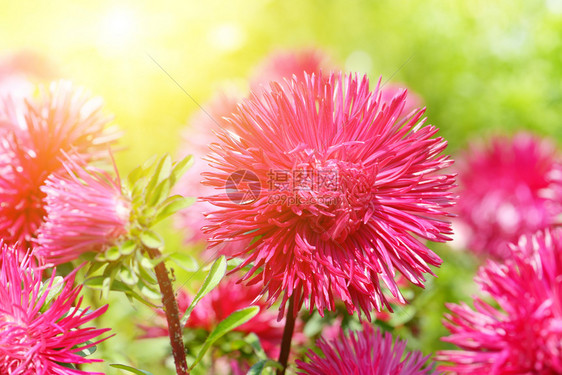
[276,296,296,375]
[147,247,189,375]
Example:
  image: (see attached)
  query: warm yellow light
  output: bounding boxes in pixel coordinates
[98,7,139,52]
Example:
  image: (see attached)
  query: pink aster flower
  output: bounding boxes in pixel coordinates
[455,133,562,259]
[35,154,131,265]
[0,243,110,374]
[296,323,439,374]
[140,275,293,359]
[0,80,119,247]
[203,72,455,319]
[250,48,333,93]
[438,228,562,374]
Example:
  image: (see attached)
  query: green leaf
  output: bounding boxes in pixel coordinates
[126,165,146,189]
[168,252,199,272]
[119,240,137,255]
[169,154,193,186]
[139,230,163,249]
[145,154,172,197]
[105,246,121,261]
[180,256,227,326]
[75,342,97,357]
[154,196,195,224]
[247,359,282,375]
[244,333,267,360]
[110,364,154,375]
[147,178,171,208]
[119,267,139,286]
[189,306,260,370]
[39,276,64,309]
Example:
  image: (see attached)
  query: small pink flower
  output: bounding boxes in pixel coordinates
[438,228,562,374]
[35,154,131,265]
[296,323,439,374]
[455,133,562,259]
[0,243,110,374]
[203,72,455,318]
[0,80,119,247]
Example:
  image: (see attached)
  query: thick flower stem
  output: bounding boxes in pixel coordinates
[147,247,189,375]
[277,296,296,375]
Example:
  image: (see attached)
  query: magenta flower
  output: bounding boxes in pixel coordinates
[140,275,293,359]
[455,133,562,259]
[0,80,118,247]
[296,323,439,374]
[203,72,455,319]
[438,228,562,374]
[35,154,131,265]
[0,243,110,374]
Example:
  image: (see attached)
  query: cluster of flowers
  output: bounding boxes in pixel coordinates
[1,46,562,375]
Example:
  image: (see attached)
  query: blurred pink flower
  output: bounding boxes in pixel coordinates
[35,154,130,265]
[0,243,110,374]
[438,228,562,374]
[140,275,298,359]
[381,83,423,119]
[203,72,455,319]
[250,48,333,92]
[174,89,252,257]
[0,80,119,247]
[0,51,54,99]
[297,323,439,374]
[455,133,562,259]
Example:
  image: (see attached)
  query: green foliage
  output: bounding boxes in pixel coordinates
[110,364,155,375]
[188,306,260,371]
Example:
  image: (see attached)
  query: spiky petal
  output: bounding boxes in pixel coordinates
[438,228,562,374]
[0,80,119,246]
[35,154,131,265]
[455,133,562,259]
[296,324,439,375]
[203,72,455,319]
[0,243,110,374]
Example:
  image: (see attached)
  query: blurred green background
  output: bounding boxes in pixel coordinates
[2,0,562,373]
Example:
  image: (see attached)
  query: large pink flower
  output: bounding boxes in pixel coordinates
[455,133,562,259]
[0,80,118,247]
[203,72,455,318]
[140,275,291,359]
[296,323,439,374]
[438,228,562,374]
[35,154,131,265]
[0,243,110,374]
